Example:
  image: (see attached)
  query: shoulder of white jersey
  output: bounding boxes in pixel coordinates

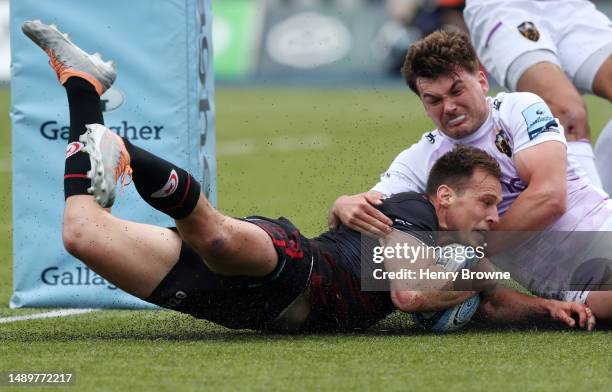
[500,91,546,113]
[418,129,444,147]
[373,127,453,195]
[494,91,564,148]
[389,129,445,163]
[490,91,543,114]
[489,91,507,112]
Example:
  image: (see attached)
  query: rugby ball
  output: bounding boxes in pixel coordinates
[411,243,481,332]
[411,294,480,332]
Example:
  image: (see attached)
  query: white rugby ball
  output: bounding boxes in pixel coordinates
[411,294,480,332]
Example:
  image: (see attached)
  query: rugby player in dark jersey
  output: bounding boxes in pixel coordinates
[23,20,594,332]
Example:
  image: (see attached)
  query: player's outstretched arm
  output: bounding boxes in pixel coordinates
[475,286,596,331]
[328,191,392,236]
[379,229,477,313]
[391,290,476,313]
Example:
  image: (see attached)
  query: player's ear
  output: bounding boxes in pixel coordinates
[436,184,454,207]
[478,69,489,94]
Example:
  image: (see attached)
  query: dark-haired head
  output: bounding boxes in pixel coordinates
[402,30,479,95]
[401,31,490,139]
[426,144,501,196]
[426,145,502,235]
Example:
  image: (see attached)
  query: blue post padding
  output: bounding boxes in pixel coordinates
[9,0,215,308]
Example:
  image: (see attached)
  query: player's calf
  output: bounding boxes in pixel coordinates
[81,124,201,216]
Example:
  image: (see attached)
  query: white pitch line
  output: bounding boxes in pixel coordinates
[218,134,330,157]
[0,308,97,324]
[269,134,330,151]
[217,139,256,157]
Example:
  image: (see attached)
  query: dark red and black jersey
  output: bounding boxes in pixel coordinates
[147,192,439,332]
[303,192,439,331]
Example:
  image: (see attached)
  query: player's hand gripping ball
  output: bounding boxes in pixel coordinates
[411,243,480,332]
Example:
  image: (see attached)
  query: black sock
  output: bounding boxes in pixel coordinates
[122,138,201,219]
[63,77,103,198]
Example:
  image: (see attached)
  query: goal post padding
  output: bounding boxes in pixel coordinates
[10,0,215,308]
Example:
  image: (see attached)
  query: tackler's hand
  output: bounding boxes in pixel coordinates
[328,191,392,237]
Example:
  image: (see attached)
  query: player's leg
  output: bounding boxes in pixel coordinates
[62,196,182,298]
[23,20,279,281]
[176,195,279,277]
[111,136,278,276]
[22,20,184,298]
[595,120,612,195]
[575,51,612,193]
[556,4,612,190]
[562,0,612,103]
[60,79,181,298]
[82,125,280,277]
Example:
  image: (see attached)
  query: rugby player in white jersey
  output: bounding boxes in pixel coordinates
[463,0,612,192]
[329,30,612,325]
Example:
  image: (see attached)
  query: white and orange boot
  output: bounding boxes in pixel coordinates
[22,20,115,95]
[79,124,132,208]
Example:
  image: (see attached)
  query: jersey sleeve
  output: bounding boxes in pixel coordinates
[377,192,438,246]
[500,92,566,155]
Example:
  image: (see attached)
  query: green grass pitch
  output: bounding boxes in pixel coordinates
[0,87,610,391]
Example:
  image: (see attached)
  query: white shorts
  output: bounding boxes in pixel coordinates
[492,199,612,305]
[547,201,612,304]
[464,0,612,91]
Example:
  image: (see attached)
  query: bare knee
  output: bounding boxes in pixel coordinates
[199,232,232,261]
[178,223,232,261]
[177,216,279,277]
[63,211,87,258]
[62,205,103,260]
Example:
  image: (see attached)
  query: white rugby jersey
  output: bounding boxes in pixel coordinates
[372,91,609,232]
[372,92,611,298]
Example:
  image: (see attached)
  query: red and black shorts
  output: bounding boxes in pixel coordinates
[145,216,313,331]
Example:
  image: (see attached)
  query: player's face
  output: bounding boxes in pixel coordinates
[416,68,490,139]
[442,168,501,241]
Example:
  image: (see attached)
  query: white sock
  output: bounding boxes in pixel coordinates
[595,120,612,194]
[567,140,604,189]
